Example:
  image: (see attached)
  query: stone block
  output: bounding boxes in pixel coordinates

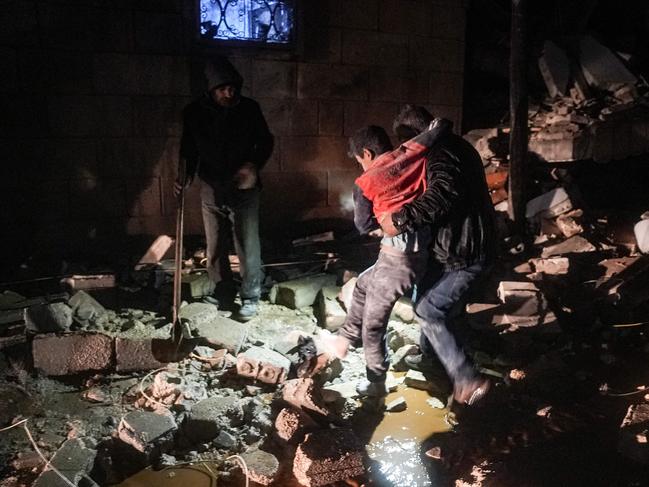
[313,286,347,331]
[133,96,185,136]
[529,257,569,275]
[179,303,247,352]
[20,49,93,95]
[132,55,190,95]
[541,235,596,258]
[184,396,244,442]
[270,274,338,309]
[282,378,331,417]
[69,291,106,324]
[33,438,97,487]
[275,407,318,445]
[48,95,132,137]
[343,101,399,137]
[342,30,409,67]
[236,346,291,384]
[252,61,297,98]
[619,403,649,464]
[369,67,428,103]
[386,396,407,412]
[556,210,584,238]
[340,0,379,29]
[339,277,357,311]
[298,64,368,100]
[390,344,419,371]
[293,429,365,487]
[379,0,433,36]
[391,297,415,323]
[32,333,113,376]
[180,272,215,299]
[25,302,73,333]
[497,281,547,316]
[115,338,167,372]
[302,27,342,64]
[525,187,573,220]
[240,449,280,486]
[318,101,344,135]
[118,411,177,460]
[404,369,431,391]
[280,137,349,172]
[410,37,465,73]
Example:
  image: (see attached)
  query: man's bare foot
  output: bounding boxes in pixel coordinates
[317,330,350,359]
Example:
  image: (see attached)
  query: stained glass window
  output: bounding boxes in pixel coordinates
[199,0,295,44]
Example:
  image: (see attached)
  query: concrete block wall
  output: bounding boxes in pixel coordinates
[0,0,466,259]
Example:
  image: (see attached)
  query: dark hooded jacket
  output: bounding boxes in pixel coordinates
[180,58,274,184]
[391,121,496,271]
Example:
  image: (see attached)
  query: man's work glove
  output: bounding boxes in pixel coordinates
[235,162,258,190]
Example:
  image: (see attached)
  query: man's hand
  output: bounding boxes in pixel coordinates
[368,228,384,238]
[173,175,193,197]
[378,212,400,237]
[235,162,258,189]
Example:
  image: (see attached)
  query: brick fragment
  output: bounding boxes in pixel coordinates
[293,429,365,487]
[118,411,177,462]
[275,407,318,445]
[32,333,113,376]
[115,338,166,372]
[282,378,331,417]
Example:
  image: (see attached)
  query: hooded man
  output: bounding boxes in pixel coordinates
[175,56,274,320]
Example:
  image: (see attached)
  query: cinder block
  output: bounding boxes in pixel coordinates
[240,450,280,486]
[282,378,331,417]
[236,346,290,384]
[275,407,318,444]
[270,274,338,309]
[32,333,114,376]
[118,411,177,462]
[184,396,244,442]
[313,286,347,331]
[293,429,365,487]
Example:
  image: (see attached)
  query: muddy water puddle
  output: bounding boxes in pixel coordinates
[119,378,451,486]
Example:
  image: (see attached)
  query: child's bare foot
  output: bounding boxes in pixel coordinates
[316,330,350,359]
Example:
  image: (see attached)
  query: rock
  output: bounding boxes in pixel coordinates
[386,397,407,412]
[32,333,113,376]
[619,403,649,464]
[313,286,346,331]
[180,304,247,352]
[270,274,338,309]
[322,381,360,400]
[635,214,649,254]
[33,438,97,487]
[25,302,73,333]
[541,235,596,258]
[538,40,570,98]
[293,429,365,487]
[83,387,108,403]
[115,338,167,372]
[404,370,430,391]
[390,344,419,371]
[497,281,547,316]
[12,451,44,471]
[427,397,445,409]
[275,407,318,445]
[529,257,569,275]
[184,396,244,442]
[236,346,291,384]
[282,378,331,417]
[386,321,420,352]
[525,187,572,220]
[68,291,106,324]
[556,210,584,238]
[213,430,237,449]
[391,297,415,323]
[118,411,177,461]
[579,35,637,90]
[339,278,357,311]
[181,272,215,299]
[240,449,280,485]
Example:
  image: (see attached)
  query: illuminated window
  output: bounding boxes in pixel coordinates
[199,0,295,45]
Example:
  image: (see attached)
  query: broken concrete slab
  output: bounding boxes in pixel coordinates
[180,303,247,352]
[236,346,290,384]
[618,403,649,464]
[386,396,407,412]
[270,274,337,309]
[387,321,420,352]
[541,235,596,258]
[32,333,113,376]
[322,380,360,400]
[556,209,584,238]
[293,429,365,487]
[68,291,106,328]
[181,272,215,299]
[60,274,116,291]
[579,36,637,90]
[404,369,431,391]
[33,438,97,487]
[390,344,419,372]
[240,449,280,485]
[275,407,318,445]
[25,302,73,333]
[313,286,346,331]
[497,281,547,316]
[538,40,570,98]
[184,396,244,442]
[529,257,570,275]
[282,378,331,417]
[525,187,573,220]
[115,338,167,372]
[118,411,177,461]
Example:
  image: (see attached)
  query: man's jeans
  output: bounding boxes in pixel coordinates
[338,249,427,382]
[200,179,263,301]
[414,262,486,388]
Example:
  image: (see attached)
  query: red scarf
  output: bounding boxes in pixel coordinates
[355,139,429,217]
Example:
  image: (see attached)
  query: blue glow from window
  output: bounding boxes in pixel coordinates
[199,0,295,44]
